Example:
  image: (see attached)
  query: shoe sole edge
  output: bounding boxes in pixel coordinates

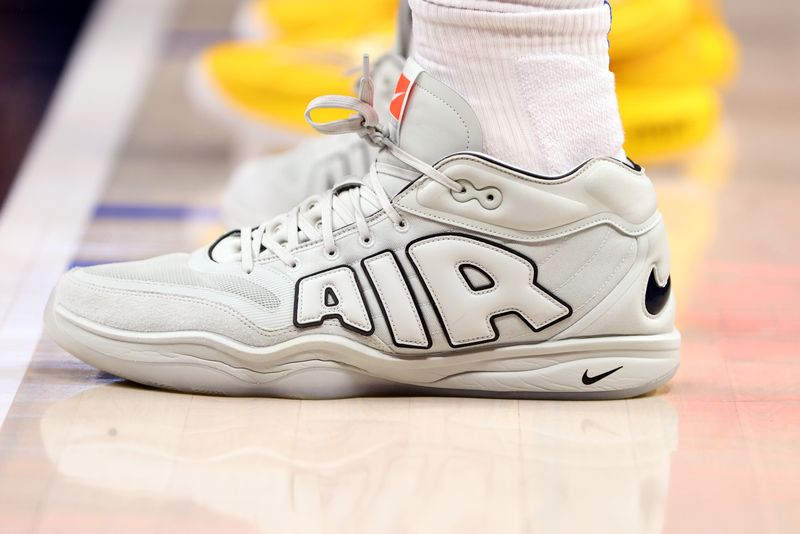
[46,299,680,399]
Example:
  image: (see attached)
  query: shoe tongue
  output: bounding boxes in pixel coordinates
[210,61,484,264]
[377,58,484,196]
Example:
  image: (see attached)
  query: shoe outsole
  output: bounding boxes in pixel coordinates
[45,297,680,400]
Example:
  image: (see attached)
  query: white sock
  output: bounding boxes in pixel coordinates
[408,0,626,175]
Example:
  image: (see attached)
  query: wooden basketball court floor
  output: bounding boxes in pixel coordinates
[0,1,797,532]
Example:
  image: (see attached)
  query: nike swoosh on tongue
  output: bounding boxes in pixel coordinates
[378,58,484,197]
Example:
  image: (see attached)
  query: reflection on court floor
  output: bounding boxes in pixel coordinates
[33,384,675,532]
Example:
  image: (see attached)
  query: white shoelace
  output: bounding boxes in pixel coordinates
[240,55,464,274]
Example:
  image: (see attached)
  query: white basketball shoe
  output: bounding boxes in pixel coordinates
[222,54,403,228]
[45,58,679,399]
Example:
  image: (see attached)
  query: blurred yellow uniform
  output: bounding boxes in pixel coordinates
[611,0,738,162]
[193,0,738,162]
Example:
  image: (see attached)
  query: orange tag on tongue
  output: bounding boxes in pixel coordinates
[389,73,413,123]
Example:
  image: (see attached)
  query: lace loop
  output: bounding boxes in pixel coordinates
[304,95,380,135]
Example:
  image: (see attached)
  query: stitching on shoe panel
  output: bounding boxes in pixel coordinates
[363,253,426,346]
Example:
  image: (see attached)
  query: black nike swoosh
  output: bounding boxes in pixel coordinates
[645,268,671,316]
[582,365,623,385]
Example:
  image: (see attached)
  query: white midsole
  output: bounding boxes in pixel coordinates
[49,302,680,394]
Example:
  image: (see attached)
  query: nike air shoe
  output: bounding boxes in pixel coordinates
[46,58,680,399]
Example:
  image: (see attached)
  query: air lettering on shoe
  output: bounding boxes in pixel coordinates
[362,251,431,349]
[293,235,570,348]
[407,234,571,348]
[294,266,374,335]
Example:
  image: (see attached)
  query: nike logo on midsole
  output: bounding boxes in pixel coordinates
[582,365,623,385]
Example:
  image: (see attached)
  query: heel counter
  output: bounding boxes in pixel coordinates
[555,217,676,339]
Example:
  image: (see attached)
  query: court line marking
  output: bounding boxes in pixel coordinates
[94,202,221,220]
[0,0,178,429]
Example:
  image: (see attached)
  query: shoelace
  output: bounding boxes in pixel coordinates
[306,56,397,188]
[240,55,464,274]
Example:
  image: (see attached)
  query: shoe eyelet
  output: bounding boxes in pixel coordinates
[288,259,300,270]
[394,219,409,233]
[360,236,375,248]
[325,248,340,260]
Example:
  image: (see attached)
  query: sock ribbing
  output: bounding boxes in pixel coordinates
[409,0,626,174]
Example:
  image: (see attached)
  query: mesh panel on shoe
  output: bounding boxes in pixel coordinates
[89,254,281,310]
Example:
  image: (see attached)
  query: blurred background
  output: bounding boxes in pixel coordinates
[0,1,799,532]
[0,0,94,204]
[0,0,752,208]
